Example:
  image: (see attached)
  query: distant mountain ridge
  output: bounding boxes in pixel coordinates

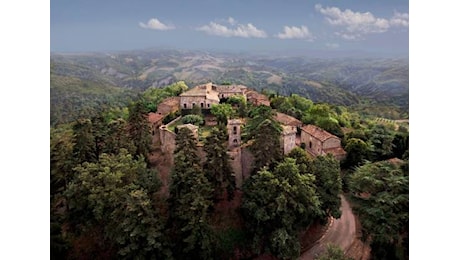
[51,49,408,121]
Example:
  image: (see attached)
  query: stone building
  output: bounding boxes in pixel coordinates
[179,83,220,110]
[246,90,270,106]
[300,124,346,160]
[280,125,297,155]
[227,118,243,148]
[275,112,303,128]
[148,112,164,145]
[213,84,247,99]
[157,97,180,115]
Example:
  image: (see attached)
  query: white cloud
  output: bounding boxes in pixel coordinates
[390,12,409,27]
[196,21,267,38]
[315,4,389,36]
[139,18,175,30]
[227,17,237,25]
[275,25,314,40]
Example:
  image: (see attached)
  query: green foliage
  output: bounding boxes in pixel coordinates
[312,154,343,219]
[349,160,409,260]
[343,138,370,168]
[51,125,75,197]
[65,149,170,258]
[204,125,236,202]
[50,73,136,126]
[366,124,395,161]
[315,244,353,260]
[227,95,248,117]
[210,103,234,125]
[250,119,282,171]
[241,158,321,259]
[127,100,152,160]
[181,114,204,126]
[168,127,214,259]
[392,132,409,159]
[72,118,97,165]
[143,81,188,112]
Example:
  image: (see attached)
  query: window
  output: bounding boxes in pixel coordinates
[192,103,196,107]
[309,141,312,149]
[201,103,204,108]
[233,139,238,144]
[183,103,187,109]
[207,104,210,108]
[233,126,237,135]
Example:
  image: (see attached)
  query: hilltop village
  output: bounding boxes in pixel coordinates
[147,82,346,188]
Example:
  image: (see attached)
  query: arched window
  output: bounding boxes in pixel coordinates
[309,141,312,149]
[233,139,238,144]
[233,126,237,135]
[183,103,187,109]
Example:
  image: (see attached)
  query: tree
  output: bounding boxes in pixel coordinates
[127,100,152,160]
[392,131,409,159]
[343,138,370,168]
[286,146,314,175]
[250,119,282,171]
[168,127,214,259]
[103,118,136,155]
[315,244,353,260]
[51,125,75,197]
[181,114,204,126]
[65,149,171,258]
[243,105,282,171]
[241,158,321,259]
[349,160,409,260]
[210,103,234,125]
[312,154,343,220]
[72,118,97,165]
[203,125,236,202]
[367,124,395,161]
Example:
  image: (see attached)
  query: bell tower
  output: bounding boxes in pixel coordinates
[227,119,242,148]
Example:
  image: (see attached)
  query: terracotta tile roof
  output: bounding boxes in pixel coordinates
[159,97,179,106]
[148,112,164,124]
[323,147,347,157]
[275,112,302,127]
[213,84,247,93]
[301,124,338,142]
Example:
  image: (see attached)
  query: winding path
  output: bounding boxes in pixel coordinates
[299,195,356,260]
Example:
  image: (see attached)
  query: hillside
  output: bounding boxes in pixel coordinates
[50,49,408,124]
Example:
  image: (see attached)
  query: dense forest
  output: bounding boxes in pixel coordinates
[51,51,409,259]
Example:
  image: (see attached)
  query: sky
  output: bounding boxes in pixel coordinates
[50,0,409,55]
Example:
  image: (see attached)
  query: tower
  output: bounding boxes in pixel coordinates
[227,119,242,148]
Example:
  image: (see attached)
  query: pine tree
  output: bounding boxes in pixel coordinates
[168,127,214,259]
[72,118,97,165]
[203,124,236,202]
[127,100,152,160]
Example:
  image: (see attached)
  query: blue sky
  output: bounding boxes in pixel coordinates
[50,0,408,54]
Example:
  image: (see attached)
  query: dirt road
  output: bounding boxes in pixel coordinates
[299,195,356,260]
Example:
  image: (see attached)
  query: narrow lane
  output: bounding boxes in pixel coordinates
[299,195,355,260]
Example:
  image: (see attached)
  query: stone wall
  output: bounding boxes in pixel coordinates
[180,96,218,110]
[281,125,297,155]
[241,146,255,182]
[159,126,176,154]
[301,132,323,156]
[322,138,341,150]
[228,148,243,189]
